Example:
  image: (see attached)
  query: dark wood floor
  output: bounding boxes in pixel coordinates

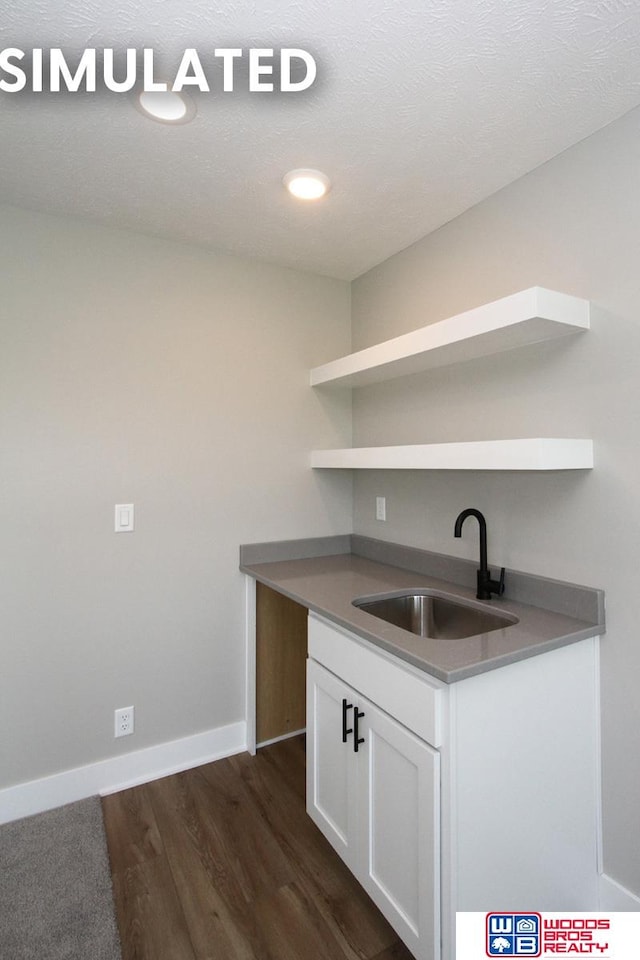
[102,735,414,960]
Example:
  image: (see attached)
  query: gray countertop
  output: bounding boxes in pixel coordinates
[240,535,605,683]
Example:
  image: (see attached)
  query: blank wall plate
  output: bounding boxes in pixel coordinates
[376,496,386,521]
[115,503,134,532]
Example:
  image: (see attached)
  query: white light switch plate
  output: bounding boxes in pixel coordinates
[376,496,386,521]
[115,503,134,532]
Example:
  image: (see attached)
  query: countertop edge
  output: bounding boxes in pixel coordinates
[240,548,604,684]
[240,534,605,625]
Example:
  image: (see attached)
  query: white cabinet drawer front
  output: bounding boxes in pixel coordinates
[308,613,443,747]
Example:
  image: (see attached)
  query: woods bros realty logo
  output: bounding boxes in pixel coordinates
[486,914,611,957]
[0,47,317,94]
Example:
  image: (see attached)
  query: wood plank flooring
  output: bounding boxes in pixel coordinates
[102,735,415,960]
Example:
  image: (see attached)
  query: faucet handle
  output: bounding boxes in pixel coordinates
[485,566,506,599]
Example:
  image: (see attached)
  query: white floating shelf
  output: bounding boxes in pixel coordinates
[311,439,594,471]
[310,287,590,388]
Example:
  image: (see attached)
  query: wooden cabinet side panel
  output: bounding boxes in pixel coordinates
[256,582,308,744]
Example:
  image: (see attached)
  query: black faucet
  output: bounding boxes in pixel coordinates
[454,508,505,601]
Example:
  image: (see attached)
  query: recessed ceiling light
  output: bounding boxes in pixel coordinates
[136,89,196,124]
[283,168,331,200]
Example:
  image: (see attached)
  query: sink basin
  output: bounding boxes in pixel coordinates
[353,590,518,640]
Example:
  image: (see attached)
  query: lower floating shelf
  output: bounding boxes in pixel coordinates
[311,439,594,471]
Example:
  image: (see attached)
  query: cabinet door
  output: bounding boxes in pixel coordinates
[357,698,440,960]
[306,659,358,870]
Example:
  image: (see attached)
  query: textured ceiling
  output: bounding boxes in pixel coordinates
[2,0,640,279]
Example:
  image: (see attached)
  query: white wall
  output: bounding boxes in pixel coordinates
[351,107,640,897]
[0,204,352,790]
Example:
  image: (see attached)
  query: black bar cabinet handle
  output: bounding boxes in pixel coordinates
[342,698,353,742]
[353,707,365,752]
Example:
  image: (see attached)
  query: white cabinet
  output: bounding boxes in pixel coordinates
[307,614,443,960]
[306,612,600,960]
[306,659,358,869]
[358,691,439,958]
[307,658,440,960]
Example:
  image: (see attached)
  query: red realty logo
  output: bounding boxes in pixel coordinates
[543,917,610,955]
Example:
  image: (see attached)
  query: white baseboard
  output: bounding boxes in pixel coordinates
[599,873,640,910]
[0,721,247,825]
[257,727,306,749]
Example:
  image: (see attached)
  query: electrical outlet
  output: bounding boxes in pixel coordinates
[376,496,386,521]
[114,705,135,738]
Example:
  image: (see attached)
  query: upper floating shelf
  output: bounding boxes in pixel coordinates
[310,287,590,389]
[310,439,594,471]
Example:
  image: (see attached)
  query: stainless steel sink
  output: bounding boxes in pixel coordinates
[353,590,518,640]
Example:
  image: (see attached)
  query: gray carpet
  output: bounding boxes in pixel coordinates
[0,796,122,960]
